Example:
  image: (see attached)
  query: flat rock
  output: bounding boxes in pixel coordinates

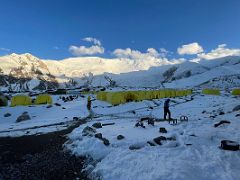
[214,120,230,127]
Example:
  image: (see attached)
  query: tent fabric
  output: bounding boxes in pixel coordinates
[202,89,220,95]
[0,95,8,106]
[11,95,32,107]
[232,89,240,96]
[35,94,53,105]
[97,89,193,105]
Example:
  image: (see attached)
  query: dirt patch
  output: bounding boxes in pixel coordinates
[0,120,90,180]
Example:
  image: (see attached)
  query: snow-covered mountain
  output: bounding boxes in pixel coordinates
[0,53,240,91]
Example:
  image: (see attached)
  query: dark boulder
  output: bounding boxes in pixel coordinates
[159,127,167,133]
[117,135,125,140]
[92,122,102,129]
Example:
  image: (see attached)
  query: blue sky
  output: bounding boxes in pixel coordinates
[0,0,240,60]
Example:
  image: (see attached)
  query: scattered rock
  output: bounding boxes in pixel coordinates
[147,141,156,146]
[131,110,136,114]
[4,113,11,117]
[62,107,66,109]
[117,135,125,140]
[16,113,31,123]
[210,115,216,119]
[233,105,240,112]
[221,140,239,151]
[92,122,102,129]
[235,114,240,117]
[159,127,167,133]
[95,133,103,139]
[147,118,154,126]
[186,144,192,146]
[54,103,61,106]
[82,126,96,136]
[153,136,167,145]
[73,117,79,121]
[202,110,206,114]
[129,144,144,150]
[135,121,145,128]
[101,138,110,146]
[46,105,52,108]
[219,111,225,115]
[166,136,176,141]
[214,120,230,127]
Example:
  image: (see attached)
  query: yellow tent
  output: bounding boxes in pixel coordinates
[232,89,240,96]
[202,89,220,95]
[11,95,32,107]
[35,94,53,105]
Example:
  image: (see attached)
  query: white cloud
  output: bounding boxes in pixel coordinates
[113,48,162,60]
[69,45,104,56]
[0,47,11,52]
[83,37,101,46]
[69,37,104,56]
[177,42,203,55]
[197,44,240,60]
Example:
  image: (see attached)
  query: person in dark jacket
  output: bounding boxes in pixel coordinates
[164,99,171,120]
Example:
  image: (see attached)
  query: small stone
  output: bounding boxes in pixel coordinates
[73,117,79,121]
[202,110,206,114]
[219,111,225,115]
[233,105,240,112]
[4,113,11,117]
[16,113,31,122]
[46,105,52,108]
[95,133,103,139]
[117,135,125,140]
[129,144,143,150]
[82,126,96,136]
[214,120,230,128]
[92,122,102,129]
[62,107,66,109]
[102,138,110,146]
[54,103,61,106]
[166,136,176,141]
[159,127,167,133]
[235,114,240,117]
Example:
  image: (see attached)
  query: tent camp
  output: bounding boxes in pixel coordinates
[10,95,32,107]
[35,94,53,105]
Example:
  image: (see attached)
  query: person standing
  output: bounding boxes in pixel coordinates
[164,99,171,120]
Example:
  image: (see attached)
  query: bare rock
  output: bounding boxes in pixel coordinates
[101,138,110,146]
[147,141,156,146]
[46,105,52,108]
[95,133,103,139]
[16,113,31,123]
[82,126,96,136]
[233,105,240,112]
[159,127,167,133]
[92,122,102,129]
[214,120,230,127]
[153,136,167,145]
[129,143,144,150]
[221,140,239,151]
[54,103,61,106]
[117,135,125,140]
[4,113,11,117]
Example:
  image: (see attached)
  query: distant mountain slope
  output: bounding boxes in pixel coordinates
[0,53,240,91]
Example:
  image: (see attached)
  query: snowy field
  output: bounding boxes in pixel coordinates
[0,95,89,137]
[65,94,240,180]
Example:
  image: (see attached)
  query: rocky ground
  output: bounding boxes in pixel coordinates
[0,120,89,180]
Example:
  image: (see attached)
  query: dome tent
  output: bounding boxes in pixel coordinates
[35,94,52,105]
[11,95,32,107]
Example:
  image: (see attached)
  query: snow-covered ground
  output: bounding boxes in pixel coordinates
[0,95,89,137]
[65,94,240,180]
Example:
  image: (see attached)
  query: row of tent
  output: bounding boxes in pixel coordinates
[97,89,192,105]
[97,88,240,105]
[0,94,52,107]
